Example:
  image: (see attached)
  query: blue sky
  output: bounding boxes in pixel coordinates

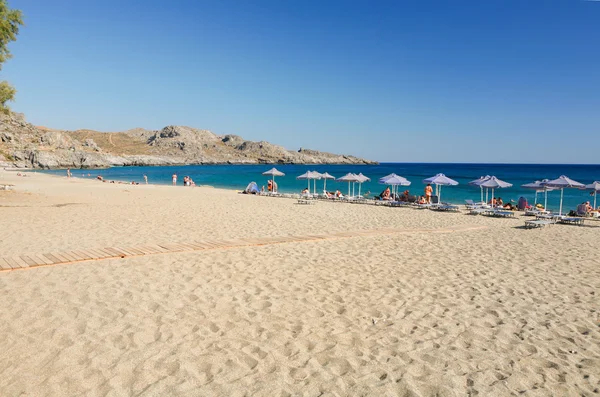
[4,0,600,163]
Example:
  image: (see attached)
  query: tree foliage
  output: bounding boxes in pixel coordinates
[0,80,15,113]
[0,0,23,113]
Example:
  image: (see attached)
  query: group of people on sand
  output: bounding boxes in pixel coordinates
[183,176,195,187]
[324,190,343,198]
[575,201,598,216]
[376,184,436,204]
[171,173,194,187]
[266,180,278,192]
[489,197,517,210]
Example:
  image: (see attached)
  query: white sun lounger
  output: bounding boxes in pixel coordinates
[525,220,553,229]
[469,207,489,215]
[524,208,550,216]
[432,204,460,212]
[487,210,515,218]
[558,217,585,226]
[465,200,489,210]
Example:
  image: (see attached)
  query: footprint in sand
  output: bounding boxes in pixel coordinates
[289,368,308,380]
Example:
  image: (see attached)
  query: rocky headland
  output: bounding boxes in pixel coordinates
[0,113,376,169]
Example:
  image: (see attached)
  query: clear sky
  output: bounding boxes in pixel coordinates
[4,0,600,163]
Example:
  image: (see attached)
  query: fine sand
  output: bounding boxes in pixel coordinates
[0,169,599,396]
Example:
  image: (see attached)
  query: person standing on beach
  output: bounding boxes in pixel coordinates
[67,168,72,178]
[425,183,433,204]
[172,173,177,185]
[143,175,148,184]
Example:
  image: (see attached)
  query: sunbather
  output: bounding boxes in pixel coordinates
[503,203,516,210]
[380,187,391,200]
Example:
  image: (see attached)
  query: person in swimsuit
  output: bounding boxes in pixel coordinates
[172,174,177,185]
[424,184,433,203]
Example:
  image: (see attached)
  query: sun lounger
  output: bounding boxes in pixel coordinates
[558,217,585,226]
[492,210,515,218]
[535,214,563,223]
[414,203,432,209]
[482,209,515,218]
[524,220,553,229]
[388,201,412,207]
[297,199,315,205]
[469,207,489,215]
[432,204,460,212]
[465,200,488,210]
[524,208,550,216]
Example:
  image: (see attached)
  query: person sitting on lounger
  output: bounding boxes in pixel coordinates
[301,188,309,194]
[335,190,343,198]
[418,196,427,204]
[503,202,516,210]
[400,190,410,202]
[380,187,391,200]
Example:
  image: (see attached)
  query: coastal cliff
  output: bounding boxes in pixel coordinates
[0,113,376,168]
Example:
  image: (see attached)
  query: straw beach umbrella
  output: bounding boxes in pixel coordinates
[336,173,360,197]
[479,176,512,207]
[542,175,585,216]
[262,167,285,193]
[469,175,491,203]
[297,171,321,194]
[296,171,313,191]
[309,171,322,195]
[584,181,600,209]
[320,172,335,193]
[422,173,458,204]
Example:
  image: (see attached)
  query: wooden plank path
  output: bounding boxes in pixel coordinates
[0,225,486,272]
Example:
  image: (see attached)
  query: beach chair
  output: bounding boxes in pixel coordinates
[558,217,585,226]
[414,203,432,210]
[469,207,489,215]
[484,209,515,218]
[524,219,553,229]
[389,201,411,208]
[465,199,490,210]
[535,214,563,223]
[432,204,460,212]
[576,204,592,217]
[524,208,549,216]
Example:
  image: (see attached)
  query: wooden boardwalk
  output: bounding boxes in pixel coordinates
[0,225,486,272]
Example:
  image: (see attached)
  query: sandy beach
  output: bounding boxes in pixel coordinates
[0,169,599,396]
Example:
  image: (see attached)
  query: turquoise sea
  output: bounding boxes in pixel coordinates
[43,163,600,212]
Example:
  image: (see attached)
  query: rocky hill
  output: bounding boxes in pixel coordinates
[0,113,376,168]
